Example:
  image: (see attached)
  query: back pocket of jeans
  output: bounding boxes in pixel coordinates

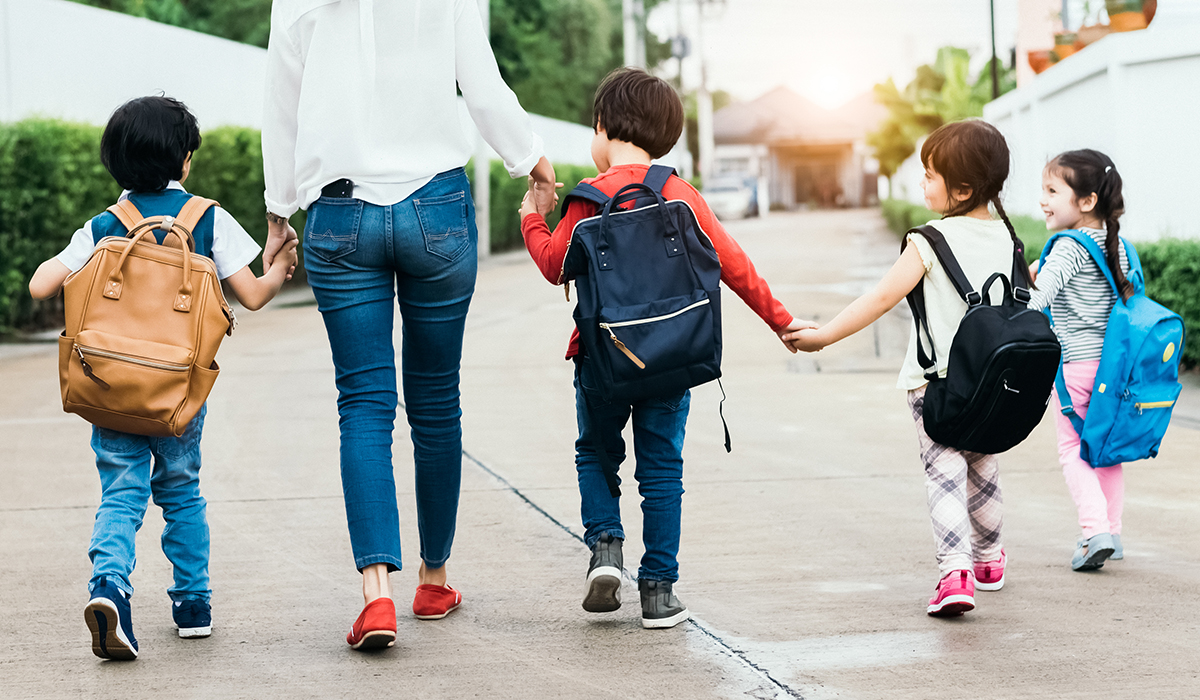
[305,198,362,262]
[414,192,469,261]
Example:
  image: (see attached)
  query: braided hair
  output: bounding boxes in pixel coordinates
[921,119,1028,282]
[1047,149,1132,300]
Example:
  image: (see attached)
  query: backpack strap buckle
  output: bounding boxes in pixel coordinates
[158,215,176,232]
[966,291,982,306]
[1013,286,1031,304]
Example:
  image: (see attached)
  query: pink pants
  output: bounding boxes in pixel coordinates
[1052,360,1124,539]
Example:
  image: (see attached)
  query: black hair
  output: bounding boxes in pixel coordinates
[100,95,201,192]
[592,68,684,159]
[1048,149,1132,300]
[921,119,1023,255]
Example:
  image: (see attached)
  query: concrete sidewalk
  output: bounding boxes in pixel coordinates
[2,209,1199,699]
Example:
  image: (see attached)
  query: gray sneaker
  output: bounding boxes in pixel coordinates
[1072,532,1115,571]
[1110,534,1124,561]
[639,579,690,629]
[582,533,623,612]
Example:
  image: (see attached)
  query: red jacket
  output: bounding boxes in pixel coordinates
[521,163,793,359]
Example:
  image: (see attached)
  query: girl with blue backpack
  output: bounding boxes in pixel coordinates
[1030,150,1184,572]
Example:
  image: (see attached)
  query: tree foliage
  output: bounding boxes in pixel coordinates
[868,47,1017,180]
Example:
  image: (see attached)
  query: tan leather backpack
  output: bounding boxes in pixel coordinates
[59,197,236,437]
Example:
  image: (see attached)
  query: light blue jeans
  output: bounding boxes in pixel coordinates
[304,168,477,572]
[88,406,210,602]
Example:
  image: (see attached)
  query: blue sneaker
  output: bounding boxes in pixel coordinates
[1111,534,1124,561]
[85,578,138,660]
[173,599,212,638]
[1072,533,1115,571]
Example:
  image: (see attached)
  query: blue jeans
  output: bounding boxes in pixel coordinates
[574,357,690,582]
[304,168,477,572]
[89,406,210,602]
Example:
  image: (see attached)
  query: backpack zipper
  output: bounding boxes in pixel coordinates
[1134,400,1175,413]
[597,298,710,370]
[74,343,188,389]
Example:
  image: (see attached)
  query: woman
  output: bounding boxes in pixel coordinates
[261,0,557,649]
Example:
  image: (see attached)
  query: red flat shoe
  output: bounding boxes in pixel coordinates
[347,597,396,650]
[412,584,461,620]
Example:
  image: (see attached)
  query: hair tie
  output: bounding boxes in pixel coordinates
[1104,165,1113,174]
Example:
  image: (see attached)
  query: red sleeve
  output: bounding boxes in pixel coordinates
[666,181,794,332]
[520,199,595,285]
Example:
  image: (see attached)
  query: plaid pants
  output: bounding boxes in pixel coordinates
[908,386,1004,575]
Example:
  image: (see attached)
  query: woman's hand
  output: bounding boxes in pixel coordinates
[264,217,298,280]
[528,157,563,216]
[776,318,818,354]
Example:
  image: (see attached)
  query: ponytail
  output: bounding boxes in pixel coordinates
[1050,150,1133,300]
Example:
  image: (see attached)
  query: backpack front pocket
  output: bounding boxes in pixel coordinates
[67,330,193,426]
[598,291,715,376]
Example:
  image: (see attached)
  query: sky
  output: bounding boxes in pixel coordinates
[647,0,1022,108]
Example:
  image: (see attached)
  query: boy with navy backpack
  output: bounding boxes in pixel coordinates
[519,68,807,628]
[1031,150,1184,572]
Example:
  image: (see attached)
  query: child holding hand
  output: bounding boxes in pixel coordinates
[786,120,1025,617]
[28,96,296,660]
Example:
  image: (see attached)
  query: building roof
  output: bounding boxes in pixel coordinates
[713,86,887,147]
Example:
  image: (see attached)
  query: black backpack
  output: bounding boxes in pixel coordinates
[562,165,723,403]
[903,225,1061,454]
[562,165,726,497]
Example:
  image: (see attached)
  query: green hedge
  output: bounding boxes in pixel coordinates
[880,198,1200,368]
[0,118,595,331]
[485,159,598,252]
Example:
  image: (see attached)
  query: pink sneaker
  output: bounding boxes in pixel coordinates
[927,570,975,617]
[974,549,1006,591]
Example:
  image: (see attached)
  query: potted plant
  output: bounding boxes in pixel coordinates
[1054,31,1079,60]
[1075,1,1112,48]
[1028,50,1053,74]
[1106,0,1149,32]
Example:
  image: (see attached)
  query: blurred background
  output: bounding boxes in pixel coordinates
[0,0,1196,361]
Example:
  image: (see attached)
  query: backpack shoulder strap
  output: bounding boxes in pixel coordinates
[106,200,145,233]
[1044,229,1122,297]
[905,225,980,305]
[175,196,218,234]
[563,182,610,209]
[643,165,677,193]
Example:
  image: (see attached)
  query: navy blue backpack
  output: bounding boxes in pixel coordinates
[562,166,725,495]
[563,165,723,402]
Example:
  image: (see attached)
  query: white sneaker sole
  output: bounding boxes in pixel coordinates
[975,574,1005,591]
[583,566,622,612]
[642,608,690,629]
[178,625,212,639]
[927,594,975,616]
[85,598,137,660]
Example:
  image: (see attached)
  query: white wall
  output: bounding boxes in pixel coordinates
[0,0,598,167]
[985,21,1200,240]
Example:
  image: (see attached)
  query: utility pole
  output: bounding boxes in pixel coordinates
[695,0,714,184]
[474,0,491,258]
[990,0,1000,100]
[623,0,646,68]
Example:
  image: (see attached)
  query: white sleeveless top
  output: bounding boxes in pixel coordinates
[897,217,1020,391]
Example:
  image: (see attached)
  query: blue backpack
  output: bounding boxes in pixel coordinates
[562,165,723,403]
[1039,230,1185,467]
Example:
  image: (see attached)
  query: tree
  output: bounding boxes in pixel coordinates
[867,46,1016,191]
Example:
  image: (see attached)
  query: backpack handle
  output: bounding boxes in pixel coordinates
[597,182,678,252]
[980,272,1014,307]
[103,220,196,313]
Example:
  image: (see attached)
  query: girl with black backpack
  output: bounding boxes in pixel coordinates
[785,120,1033,617]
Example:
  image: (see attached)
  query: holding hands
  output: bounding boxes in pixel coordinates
[776,317,821,354]
[521,156,563,220]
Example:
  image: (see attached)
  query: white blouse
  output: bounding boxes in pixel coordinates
[263,0,545,217]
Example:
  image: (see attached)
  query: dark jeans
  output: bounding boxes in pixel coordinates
[304,168,476,571]
[574,356,690,581]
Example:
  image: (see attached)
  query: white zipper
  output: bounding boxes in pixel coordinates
[598,298,709,330]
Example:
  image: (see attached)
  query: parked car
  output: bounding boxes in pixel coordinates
[703,175,759,220]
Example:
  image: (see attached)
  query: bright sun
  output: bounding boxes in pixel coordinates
[801,71,858,110]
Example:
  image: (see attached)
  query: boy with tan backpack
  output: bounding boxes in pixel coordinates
[28,96,297,660]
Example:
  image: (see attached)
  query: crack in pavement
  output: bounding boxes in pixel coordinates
[460,447,804,700]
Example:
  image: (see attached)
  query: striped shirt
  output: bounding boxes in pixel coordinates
[1028,228,1129,363]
